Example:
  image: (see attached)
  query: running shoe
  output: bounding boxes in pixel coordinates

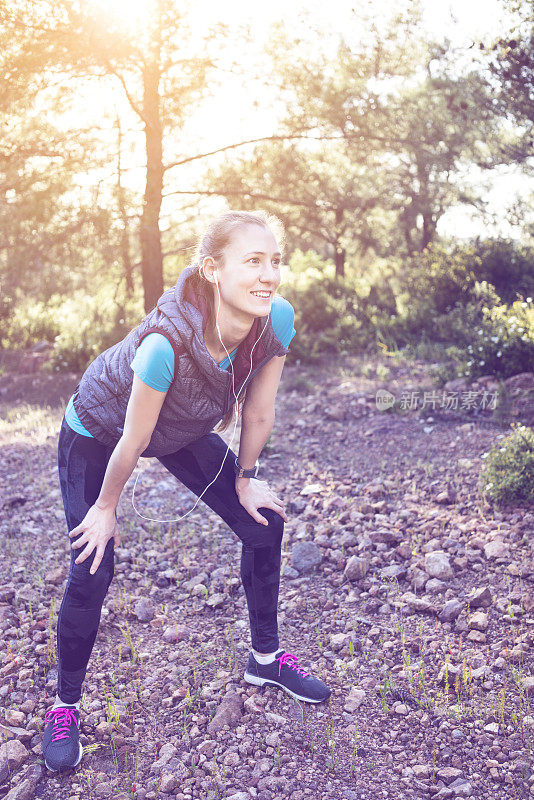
[42,705,83,772]
[244,648,331,703]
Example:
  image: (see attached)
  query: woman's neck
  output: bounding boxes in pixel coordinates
[204,316,253,362]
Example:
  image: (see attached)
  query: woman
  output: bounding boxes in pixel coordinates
[42,210,331,773]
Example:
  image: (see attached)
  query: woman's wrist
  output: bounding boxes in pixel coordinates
[235,476,251,494]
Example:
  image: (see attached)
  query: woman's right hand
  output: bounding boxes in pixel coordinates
[69,503,121,575]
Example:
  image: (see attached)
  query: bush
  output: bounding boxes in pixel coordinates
[473,239,534,305]
[46,288,144,373]
[480,424,534,507]
[281,250,376,362]
[458,296,534,380]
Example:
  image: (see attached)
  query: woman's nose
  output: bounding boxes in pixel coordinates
[260,262,279,283]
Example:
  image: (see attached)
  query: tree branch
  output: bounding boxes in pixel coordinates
[161,187,322,210]
[109,68,147,125]
[163,131,419,172]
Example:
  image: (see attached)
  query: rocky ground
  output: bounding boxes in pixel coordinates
[0,352,533,800]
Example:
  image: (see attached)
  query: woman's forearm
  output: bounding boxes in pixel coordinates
[95,436,147,512]
[235,413,274,493]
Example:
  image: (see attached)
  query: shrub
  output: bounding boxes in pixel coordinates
[282,249,375,362]
[45,288,144,373]
[458,296,534,380]
[473,239,534,305]
[480,424,534,507]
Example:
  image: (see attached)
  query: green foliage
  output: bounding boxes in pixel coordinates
[480,424,534,507]
[3,283,143,373]
[386,242,481,344]
[281,250,387,361]
[474,239,534,305]
[458,296,534,380]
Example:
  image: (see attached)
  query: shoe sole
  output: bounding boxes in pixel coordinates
[44,742,83,772]
[243,671,330,704]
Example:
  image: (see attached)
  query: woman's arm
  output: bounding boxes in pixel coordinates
[236,354,286,499]
[241,354,286,424]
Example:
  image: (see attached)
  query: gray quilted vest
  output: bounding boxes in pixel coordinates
[72,264,289,457]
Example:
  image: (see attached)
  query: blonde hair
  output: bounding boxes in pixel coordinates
[185,209,285,433]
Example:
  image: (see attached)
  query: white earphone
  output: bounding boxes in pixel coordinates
[130,264,268,523]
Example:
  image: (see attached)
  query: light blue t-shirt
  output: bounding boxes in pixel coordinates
[65,294,296,437]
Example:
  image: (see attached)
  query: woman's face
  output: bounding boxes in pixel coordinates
[214,224,282,317]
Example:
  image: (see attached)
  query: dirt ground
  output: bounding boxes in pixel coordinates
[0,352,533,800]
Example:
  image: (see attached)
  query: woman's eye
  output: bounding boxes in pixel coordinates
[248,258,281,266]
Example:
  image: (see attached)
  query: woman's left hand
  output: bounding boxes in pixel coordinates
[236,478,289,525]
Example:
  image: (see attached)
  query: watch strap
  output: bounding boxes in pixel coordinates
[234,457,258,479]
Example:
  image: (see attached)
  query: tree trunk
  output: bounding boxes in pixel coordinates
[140,41,164,313]
[116,116,134,296]
[420,211,436,251]
[334,245,345,278]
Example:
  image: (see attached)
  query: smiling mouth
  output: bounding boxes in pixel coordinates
[250,291,272,300]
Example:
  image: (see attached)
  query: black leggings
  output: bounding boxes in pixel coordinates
[56,415,284,704]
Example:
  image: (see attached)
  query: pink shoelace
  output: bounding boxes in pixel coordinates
[276,651,309,678]
[44,707,79,742]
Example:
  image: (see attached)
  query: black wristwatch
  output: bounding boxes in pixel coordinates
[234,457,259,479]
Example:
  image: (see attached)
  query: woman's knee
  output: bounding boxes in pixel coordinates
[68,557,114,602]
[240,507,284,549]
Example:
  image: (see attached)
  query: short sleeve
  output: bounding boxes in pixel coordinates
[270,295,296,350]
[130,332,175,392]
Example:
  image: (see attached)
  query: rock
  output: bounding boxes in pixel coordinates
[425,578,448,594]
[343,688,365,713]
[436,766,463,784]
[133,597,155,622]
[484,722,499,733]
[424,551,453,580]
[223,751,240,767]
[400,592,433,614]
[437,663,460,684]
[291,541,322,573]
[3,779,40,800]
[436,484,456,504]
[457,458,473,469]
[468,611,489,631]
[380,564,407,579]
[484,540,510,559]
[95,721,113,738]
[265,711,287,725]
[412,764,432,778]
[0,739,28,783]
[504,371,534,391]
[45,566,64,585]
[205,593,226,608]
[330,632,349,651]
[162,624,192,643]
[439,599,464,623]
[468,586,492,608]
[522,677,534,696]
[228,793,250,800]
[444,378,468,392]
[159,773,178,793]
[184,572,209,591]
[300,483,323,496]
[207,692,243,734]
[4,711,25,727]
[93,783,113,798]
[344,554,371,582]
[281,564,299,579]
[448,778,472,796]
[150,744,178,774]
